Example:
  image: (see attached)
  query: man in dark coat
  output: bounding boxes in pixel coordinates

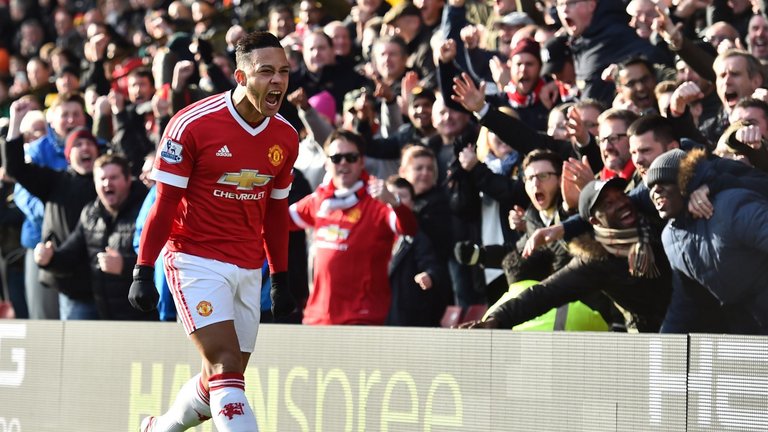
[558,0,671,107]
[647,149,768,334]
[34,154,156,320]
[461,178,673,332]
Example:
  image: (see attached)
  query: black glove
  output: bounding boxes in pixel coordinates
[128,265,159,312]
[454,241,484,266]
[270,272,296,322]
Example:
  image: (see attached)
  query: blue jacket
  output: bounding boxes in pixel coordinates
[661,151,768,333]
[662,189,768,332]
[15,127,68,248]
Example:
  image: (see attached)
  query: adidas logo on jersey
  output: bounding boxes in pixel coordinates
[216,145,232,157]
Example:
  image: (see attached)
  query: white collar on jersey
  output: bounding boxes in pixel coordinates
[226,91,271,136]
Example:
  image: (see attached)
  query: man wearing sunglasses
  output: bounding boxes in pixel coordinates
[289,129,418,325]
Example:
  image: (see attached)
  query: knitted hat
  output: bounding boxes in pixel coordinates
[578,177,628,220]
[509,38,541,64]
[64,127,96,161]
[308,90,337,125]
[645,149,686,188]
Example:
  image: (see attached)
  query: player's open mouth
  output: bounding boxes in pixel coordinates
[265,91,282,108]
[535,192,546,206]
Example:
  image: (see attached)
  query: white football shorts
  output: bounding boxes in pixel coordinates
[162,249,262,352]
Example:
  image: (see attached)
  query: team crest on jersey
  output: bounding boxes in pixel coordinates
[196,301,213,317]
[160,138,183,164]
[346,208,361,223]
[267,145,284,167]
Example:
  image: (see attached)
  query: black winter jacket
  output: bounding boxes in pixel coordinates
[45,181,156,320]
[2,136,96,299]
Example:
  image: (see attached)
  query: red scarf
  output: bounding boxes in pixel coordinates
[557,80,580,103]
[315,170,368,200]
[506,78,545,108]
[600,159,636,181]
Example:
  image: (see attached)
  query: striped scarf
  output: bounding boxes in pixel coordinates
[506,78,545,109]
[592,215,660,279]
[315,171,369,217]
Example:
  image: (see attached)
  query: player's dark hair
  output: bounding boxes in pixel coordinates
[235,31,283,69]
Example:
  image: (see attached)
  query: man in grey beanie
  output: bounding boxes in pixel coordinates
[648,148,768,334]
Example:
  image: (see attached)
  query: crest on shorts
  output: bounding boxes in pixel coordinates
[160,138,184,164]
[267,145,284,167]
[196,301,213,317]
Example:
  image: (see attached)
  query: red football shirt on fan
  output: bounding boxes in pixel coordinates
[151,92,298,269]
[289,188,417,325]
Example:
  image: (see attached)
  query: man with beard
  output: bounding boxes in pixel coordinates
[593,108,641,187]
[460,177,672,332]
[503,37,552,132]
[613,56,658,115]
[627,114,680,181]
[647,149,768,333]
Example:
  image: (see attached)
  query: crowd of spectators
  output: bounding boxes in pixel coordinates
[1,0,767,333]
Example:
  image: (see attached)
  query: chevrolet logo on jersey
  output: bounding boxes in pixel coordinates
[217,170,274,190]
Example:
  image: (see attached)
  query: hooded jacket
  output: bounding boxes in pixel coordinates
[661,150,768,333]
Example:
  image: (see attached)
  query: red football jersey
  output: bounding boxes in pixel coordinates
[152,92,298,269]
[290,192,415,325]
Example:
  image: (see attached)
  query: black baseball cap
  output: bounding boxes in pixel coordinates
[578,177,628,220]
[408,86,435,105]
[541,36,572,76]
